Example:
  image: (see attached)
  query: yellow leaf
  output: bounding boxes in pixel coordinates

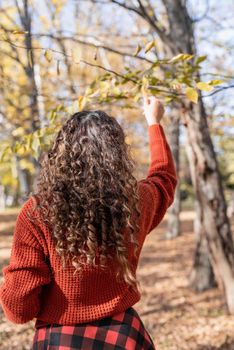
[208,79,224,86]
[144,40,155,54]
[196,82,214,92]
[185,87,198,103]
[44,49,53,62]
[12,127,25,137]
[182,54,194,60]
[88,89,100,98]
[164,96,173,104]
[0,33,7,41]
[0,146,11,162]
[12,30,28,34]
[169,53,194,62]
[56,60,60,75]
[134,44,142,56]
[27,49,33,68]
[133,93,141,103]
[78,96,87,111]
[17,145,28,156]
[31,135,41,157]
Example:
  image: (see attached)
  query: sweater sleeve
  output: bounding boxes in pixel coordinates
[138,123,178,236]
[0,199,52,324]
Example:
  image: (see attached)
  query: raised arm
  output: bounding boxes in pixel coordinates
[137,96,178,238]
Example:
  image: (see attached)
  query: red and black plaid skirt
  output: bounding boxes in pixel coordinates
[31,306,156,349]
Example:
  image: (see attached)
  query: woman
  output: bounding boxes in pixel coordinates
[0,96,177,349]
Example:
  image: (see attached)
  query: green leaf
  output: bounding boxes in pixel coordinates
[196,82,214,92]
[134,44,142,56]
[208,79,224,86]
[0,146,11,162]
[144,40,155,54]
[26,134,33,151]
[185,87,198,103]
[182,54,194,60]
[195,55,207,64]
[48,110,57,122]
[164,96,173,104]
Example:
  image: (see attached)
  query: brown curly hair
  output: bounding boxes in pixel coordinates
[29,110,141,289]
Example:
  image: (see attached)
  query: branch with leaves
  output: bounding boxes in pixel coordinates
[0,30,228,165]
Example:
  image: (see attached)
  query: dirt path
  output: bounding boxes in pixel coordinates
[0,208,234,350]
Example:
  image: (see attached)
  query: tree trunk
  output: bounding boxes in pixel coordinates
[110,0,234,311]
[110,0,234,305]
[184,114,216,290]
[183,100,234,312]
[15,154,31,201]
[161,0,234,312]
[165,108,181,239]
[17,0,41,197]
[0,185,6,210]
[189,199,217,291]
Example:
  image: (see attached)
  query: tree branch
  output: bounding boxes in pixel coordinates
[110,0,177,55]
[203,85,234,98]
[31,33,154,63]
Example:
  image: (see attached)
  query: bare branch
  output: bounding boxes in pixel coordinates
[203,85,234,98]
[110,0,177,55]
[31,33,154,63]
[110,0,142,16]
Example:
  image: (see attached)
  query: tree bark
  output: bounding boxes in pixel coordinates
[110,0,216,290]
[17,0,41,198]
[183,99,234,312]
[110,0,234,312]
[165,108,181,239]
[189,199,217,291]
[163,0,234,313]
[184,120,217,290]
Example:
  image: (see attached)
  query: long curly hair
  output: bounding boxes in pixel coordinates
[29,110,141,289]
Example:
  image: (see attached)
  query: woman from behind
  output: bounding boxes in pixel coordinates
[0,96,177,349]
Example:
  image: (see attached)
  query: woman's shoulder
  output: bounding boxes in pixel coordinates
[18,194,42,222]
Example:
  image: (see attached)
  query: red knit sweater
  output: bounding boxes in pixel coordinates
[0,123,177,327]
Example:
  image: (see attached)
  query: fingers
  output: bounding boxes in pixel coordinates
[143,95,161,106]
[143,95,150,106]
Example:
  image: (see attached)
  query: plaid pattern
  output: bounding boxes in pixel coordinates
[31,307,156,349]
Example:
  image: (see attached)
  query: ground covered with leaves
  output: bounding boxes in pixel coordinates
[0,208,234,350]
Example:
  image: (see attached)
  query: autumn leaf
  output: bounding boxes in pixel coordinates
[78,96,87,111]
[196,82,214,92]
[56,60,60,75]
[31,134,41,158]
[27,49,33,68]
[144,40,155,54]
[169,53,194,62]
[11,127,25,137]
[208,79,224,86]
[12,30,28,35]
[44,49,53,62]
[134,44,142,56]
[0,146,11,162]
[185,87,198,103]
[195,55,207,64]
